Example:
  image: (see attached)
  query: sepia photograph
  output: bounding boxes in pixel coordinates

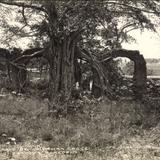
[0,0,160,159]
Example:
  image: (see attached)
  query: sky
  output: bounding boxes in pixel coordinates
[122,29,160,59]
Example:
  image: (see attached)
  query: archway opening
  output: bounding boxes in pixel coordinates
[115,57,134,78]
[112,49,147,99]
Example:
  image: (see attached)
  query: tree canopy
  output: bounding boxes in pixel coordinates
[0,0,159,49]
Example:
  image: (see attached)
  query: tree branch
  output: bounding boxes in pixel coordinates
[120,23,137,33]
[21,6,30,26]
[13,47,48,63]
[107,1,160,14]
[0,1,47,13]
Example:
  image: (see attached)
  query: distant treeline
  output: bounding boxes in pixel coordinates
[145,59,160,63]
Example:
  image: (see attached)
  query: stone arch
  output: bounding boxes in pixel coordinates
[111,49,147,99]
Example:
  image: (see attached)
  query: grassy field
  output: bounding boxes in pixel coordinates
[147,63,160,76]
[0,95,160,159]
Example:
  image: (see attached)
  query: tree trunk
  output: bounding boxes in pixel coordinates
[92,68,103,98]
[77,47,114,98]
[92,62,115,99]
[10,65,27,93]
[48,36,76,103]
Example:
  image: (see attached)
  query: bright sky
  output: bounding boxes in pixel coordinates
[122,29,160,59]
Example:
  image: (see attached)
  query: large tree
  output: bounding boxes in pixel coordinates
[0,0,159,102]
